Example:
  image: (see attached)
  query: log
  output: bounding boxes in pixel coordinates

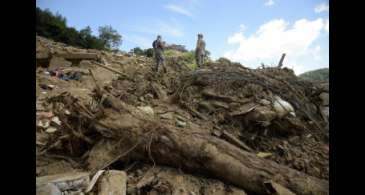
[93,61,129,78]
[57,93,328,195]
[90,95,328,195]
[221,130,253,152]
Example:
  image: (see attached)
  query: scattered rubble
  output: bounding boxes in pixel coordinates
[36,36,329,195]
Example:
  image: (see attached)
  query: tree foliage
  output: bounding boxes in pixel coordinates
[131,47,154,57]
[98,25,122,50]
[299,68,329,82]
[36,7,122,51]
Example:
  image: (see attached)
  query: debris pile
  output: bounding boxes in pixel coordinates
[36,36,329,195]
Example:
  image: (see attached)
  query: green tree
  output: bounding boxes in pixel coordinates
[36,7,121,51]
[145,48,154,57]
[131,47,144,55]
[98,25,122,50]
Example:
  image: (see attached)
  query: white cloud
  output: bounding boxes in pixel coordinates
[315,3,329,13]
[164,4,192,17]
[224,18,328,74]
[324,19,329,33]
[264,0,275,7]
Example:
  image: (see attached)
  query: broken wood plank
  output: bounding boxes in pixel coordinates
[93,61,129,78]
[221,130,253,152]
[277,53,286,68]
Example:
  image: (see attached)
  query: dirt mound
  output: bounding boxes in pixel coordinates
[36,36,329,195]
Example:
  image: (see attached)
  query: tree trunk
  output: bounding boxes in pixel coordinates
[87,94,329,195]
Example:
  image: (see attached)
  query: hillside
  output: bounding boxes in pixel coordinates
[36,36,329,195]
[299,68,329,82]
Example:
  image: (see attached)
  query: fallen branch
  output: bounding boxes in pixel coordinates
[221,130,253,152]
[92,61,129,78]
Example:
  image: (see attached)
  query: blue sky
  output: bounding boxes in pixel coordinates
[37,0,329,74]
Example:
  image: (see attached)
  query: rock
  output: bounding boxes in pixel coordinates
[79,60,91,68]
[36,183,62,195]
[36,111,53,118]
[136,169,143,176]
[321,106,329,119]
[98,170,127,195]
[151,82,168,101]
[137,106,154,116]
[49,56,72,70]
[319,92,329,106]
[36,172,90,192]
[176,120,187,128]
[145,93,154,100]
[259,99,271,105]
[160,112,174,120]
[127,187,138,195]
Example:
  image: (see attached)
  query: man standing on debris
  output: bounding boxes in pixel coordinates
[152,35,167,73]
[195,33,206,67]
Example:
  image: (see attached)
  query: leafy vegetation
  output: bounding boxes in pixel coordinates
[299,68,329,82]
[36,7,121,51]
[130,47,154,57]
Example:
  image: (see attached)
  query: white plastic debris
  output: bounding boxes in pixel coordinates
[272,96,295,118]
[51,116,62,126]
[64,109,71,115]
[37,120,50,128]
[46,127,58,133]
[176,120,187,128]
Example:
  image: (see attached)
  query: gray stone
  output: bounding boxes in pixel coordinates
[98,170,127,195]
[160,112,174,120]
[319,92,329,106]
[322,106,329,119]
[36,172,90,192]
[259,99,271,105]
[49,56,72,70]
[36,183,62,195]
